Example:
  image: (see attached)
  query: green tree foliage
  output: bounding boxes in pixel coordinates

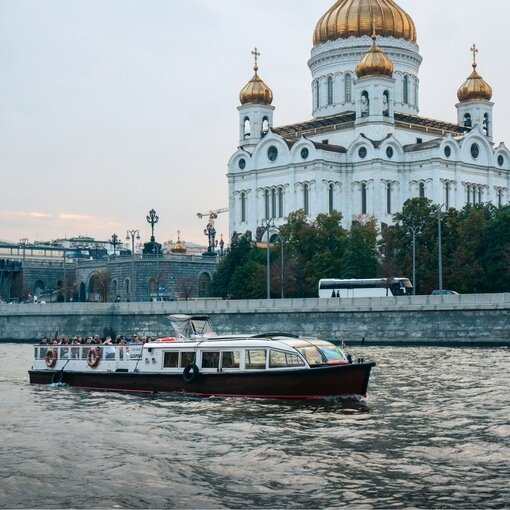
[211,202,510,299]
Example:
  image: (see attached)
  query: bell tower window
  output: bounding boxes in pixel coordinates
[383,91,390,116]
[345,74,352,102]
[262,117,269,136]
[360,91,369,117]
[464,113,472,128]
[483,113,490,136]
[327,76,333,105]
[315,81,320,109]
[243,117,251,138]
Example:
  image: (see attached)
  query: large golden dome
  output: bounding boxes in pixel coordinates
[355,34,394,78]
[239,48,273,106]
[457,46,492,102]
[314,0,417,46]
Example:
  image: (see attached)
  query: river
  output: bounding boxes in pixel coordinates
[0,343,509,509]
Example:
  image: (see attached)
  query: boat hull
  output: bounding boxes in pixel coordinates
[28,362,375,399]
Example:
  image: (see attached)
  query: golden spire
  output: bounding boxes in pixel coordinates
[457,44,492,102]
[171,230,187,254]
[239,48,274,105]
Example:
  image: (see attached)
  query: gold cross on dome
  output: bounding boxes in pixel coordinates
[177,229,181,241]
[470,44,478,66]
[252,47,260,71]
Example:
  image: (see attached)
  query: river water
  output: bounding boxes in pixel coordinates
[0,343,509,509]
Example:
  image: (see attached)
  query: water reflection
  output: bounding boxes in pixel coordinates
[1,344,509,509]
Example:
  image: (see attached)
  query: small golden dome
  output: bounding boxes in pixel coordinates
[355,33,394,78]
[314,0,417,46]
[457,45,492,102]
[239,48,273,106]
[171,231,187,254]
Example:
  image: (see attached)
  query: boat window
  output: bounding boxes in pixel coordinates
[245,349,267,369]
[269,349,305,368]
[314,343,347,363]
[201,351,220,369]
[179,351,195,368]
[38,347,47,359]
[221,351,241,369]
[297,346,327,366]
[164,351,178,368]
[60,347,69,360]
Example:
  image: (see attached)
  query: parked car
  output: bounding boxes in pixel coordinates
[431,290,459,295]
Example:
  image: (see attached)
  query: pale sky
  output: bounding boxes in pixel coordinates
[1,0,508,247]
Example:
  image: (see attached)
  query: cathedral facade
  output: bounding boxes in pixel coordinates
[227,0,510,239]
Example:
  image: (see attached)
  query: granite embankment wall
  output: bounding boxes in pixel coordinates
[1,294,509,345]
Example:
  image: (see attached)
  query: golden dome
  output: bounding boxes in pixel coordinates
[355,33,394,78]
[239,48,273,106]
[171,231,187,254]
[457,45,492,102]
[313,0,417,46]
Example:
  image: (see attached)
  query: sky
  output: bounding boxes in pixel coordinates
[1,0,509,247]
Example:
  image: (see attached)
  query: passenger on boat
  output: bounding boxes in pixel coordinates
[129,335,142,344]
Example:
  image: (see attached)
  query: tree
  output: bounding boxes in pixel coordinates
[92,270,112,302]
[176,277,196,300]
[341,217,378,278]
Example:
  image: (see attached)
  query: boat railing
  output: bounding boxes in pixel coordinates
[34,344,143,363]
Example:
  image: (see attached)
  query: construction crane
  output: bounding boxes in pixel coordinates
[196,208,228,255]
[196,207,229,221]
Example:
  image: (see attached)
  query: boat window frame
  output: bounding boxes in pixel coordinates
[268,348,306,369]
[244,348,267,370]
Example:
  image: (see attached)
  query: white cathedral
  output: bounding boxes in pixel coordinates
[227,0,510,240]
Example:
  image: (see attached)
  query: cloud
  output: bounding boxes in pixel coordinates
[1,210,51,219]
[59,213,93,221]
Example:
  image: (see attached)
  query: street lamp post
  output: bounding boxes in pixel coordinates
[152,244,161,300]
[111,234,120,256]
[126,229,140,301]
[19,238,29,300]
[407,226,421,295]
[146,209,159,243]
[261,218,273,299]
[431,205,445,291]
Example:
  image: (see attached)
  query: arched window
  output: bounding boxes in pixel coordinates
[445,182,450,210]
[360,91,369,117]
[241,192,246,223]
[478,186,482,204]
[125,278,130,298]
[262,117,269,136]
[303,183,310,215]
[345,73,352,102]
[361,183,367,215]
[328,183,334,213]
[278,187,284,218]
[472,186,477,204]
[414,82,418,107]
[327,76,333,105]
[483,113,490,136]
[419,182,425,198]
[315,80,320,109]
[466,185,471,204]
[243,117,251,138]
[198,273,211,297]
[264,189,270,220]
[464,113,472,128]
[383,90,390,116]
[403,75,409,104]
[497,189,503,207]
[386,183,392,214]
[271,188,277,219]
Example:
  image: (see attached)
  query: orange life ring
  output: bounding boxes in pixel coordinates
[156,337,176,342]
[45,349,57,368]
[87,347,100,368]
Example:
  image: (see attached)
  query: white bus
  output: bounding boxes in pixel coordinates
[318,278,413,298]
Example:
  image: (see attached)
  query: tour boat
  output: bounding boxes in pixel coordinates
[28,315,375,399]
